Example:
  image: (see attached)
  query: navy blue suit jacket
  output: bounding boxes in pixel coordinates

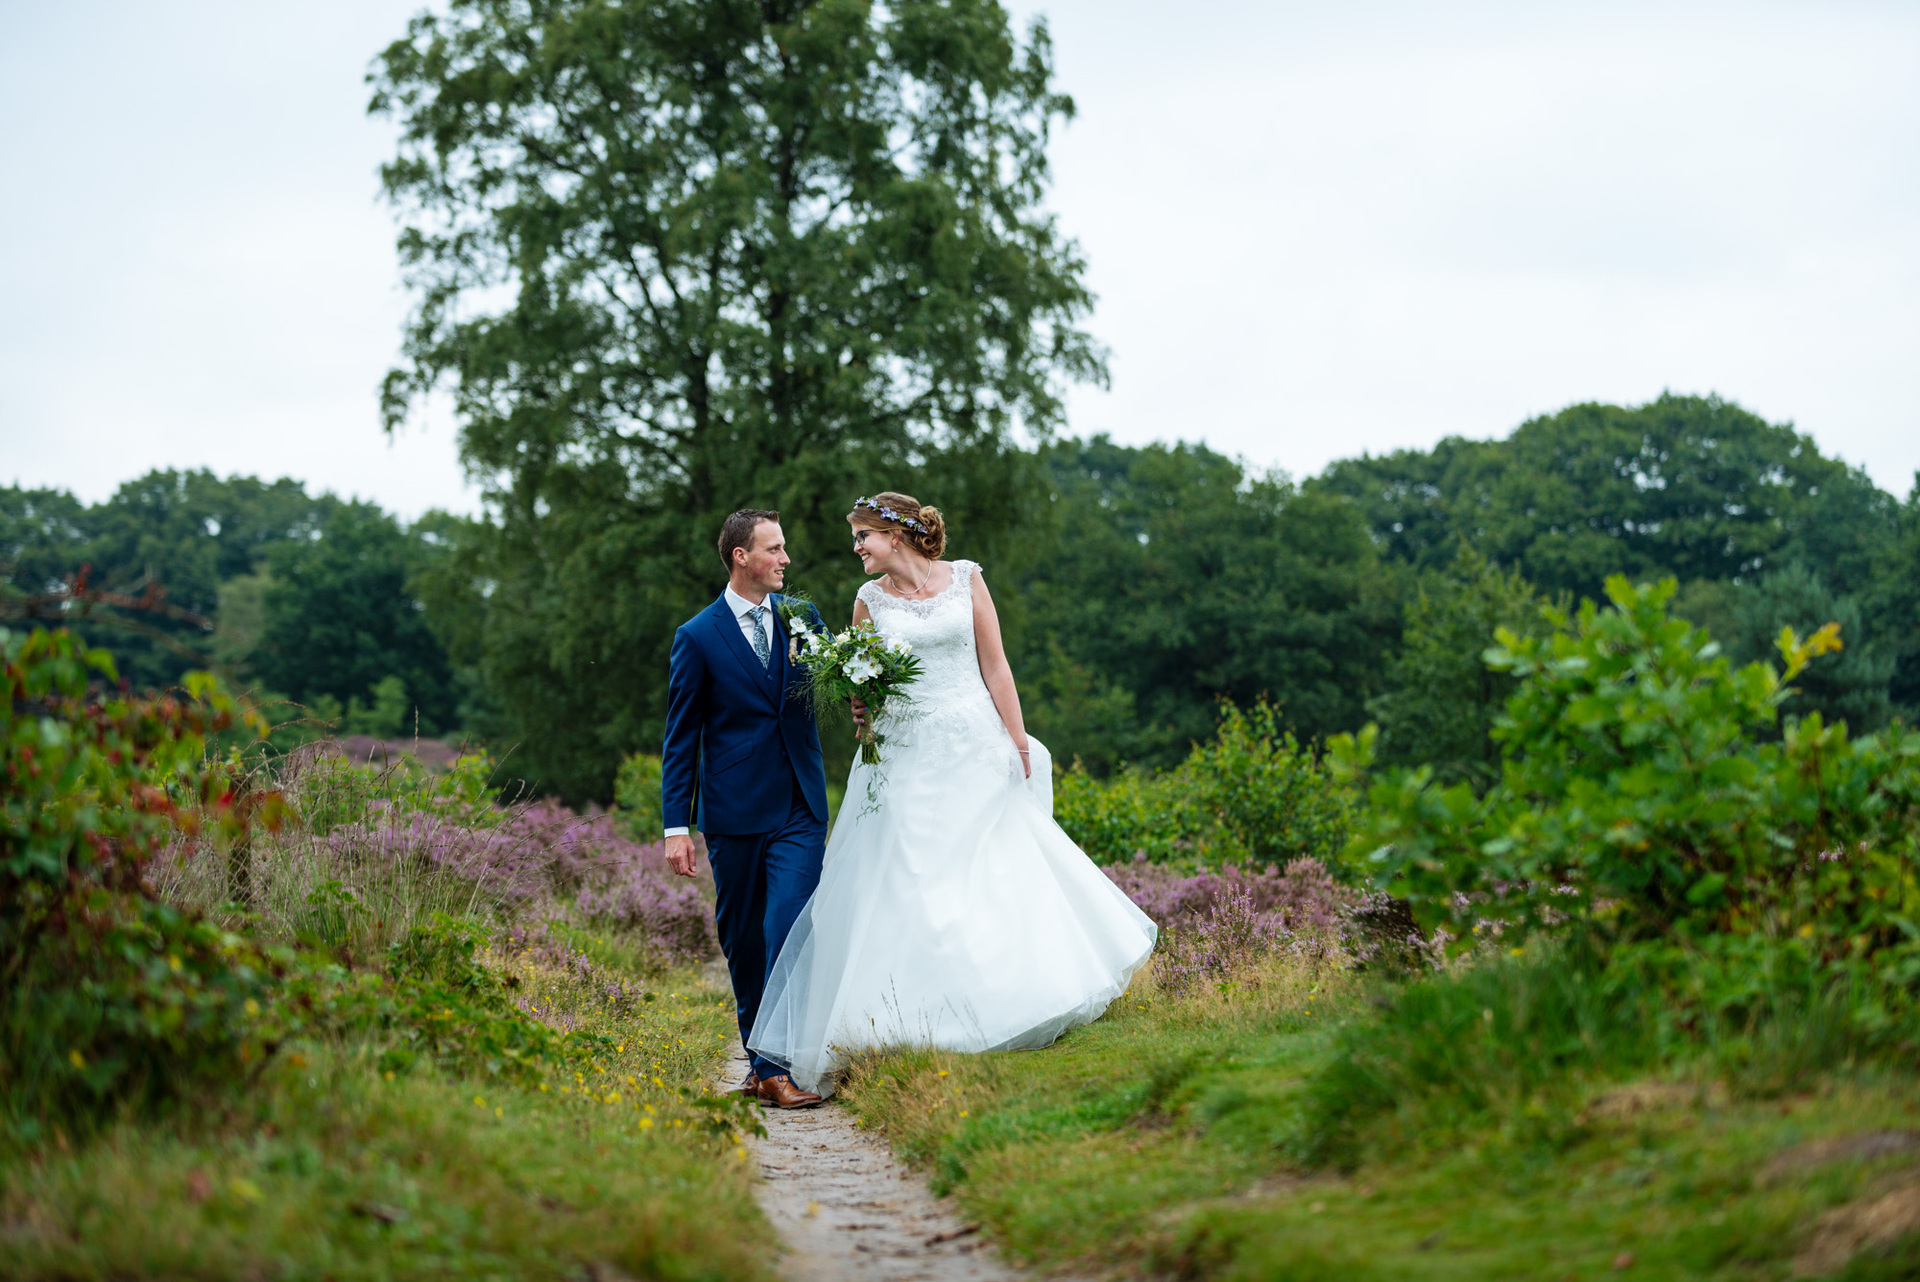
[661,593,829,836]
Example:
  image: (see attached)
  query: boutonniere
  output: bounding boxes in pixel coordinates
[775,592,818,663]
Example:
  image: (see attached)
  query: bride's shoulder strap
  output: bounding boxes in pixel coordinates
[947,559,979,602]
[855,577,884,608]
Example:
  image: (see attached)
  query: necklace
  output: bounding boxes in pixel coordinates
[887,555,935,599]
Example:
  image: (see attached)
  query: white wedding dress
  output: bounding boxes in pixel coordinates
[748,560,1158,1095]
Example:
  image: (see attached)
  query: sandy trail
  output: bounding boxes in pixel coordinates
[716,1042,1030,1282]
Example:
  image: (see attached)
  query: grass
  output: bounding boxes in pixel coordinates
[838,953,1920,1280]
[0,951,773,1281]
[0,735,778,1279]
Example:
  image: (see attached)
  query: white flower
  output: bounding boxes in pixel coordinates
[790,615,811,635]
[892,639,912,655]
[845,655,880,684]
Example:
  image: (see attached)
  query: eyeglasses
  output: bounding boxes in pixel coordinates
[853,529,880,545]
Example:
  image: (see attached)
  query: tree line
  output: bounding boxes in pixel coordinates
[1018,394,1918,784]
[5,393,1916,801]
[0,474,459,739]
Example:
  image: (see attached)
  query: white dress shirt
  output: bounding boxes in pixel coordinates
[665,587,774,838]
[723,585,775,654]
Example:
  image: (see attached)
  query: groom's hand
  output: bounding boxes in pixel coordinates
[664,833,699,878]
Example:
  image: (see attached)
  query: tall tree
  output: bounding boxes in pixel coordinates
[1366,548,1551,790]
[1009,437,1406,771]
[1315,394,1897,604]
[1867,478,1920,720]
[1730,566,1894,731]
[252,500,460,736]
[0,487,89,602]
[372,0,1102,800]
[1,472,321,691]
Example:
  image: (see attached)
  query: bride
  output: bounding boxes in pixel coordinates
[748,491,1157,1095]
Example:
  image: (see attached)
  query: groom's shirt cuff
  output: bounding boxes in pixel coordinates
[664,826,690,838]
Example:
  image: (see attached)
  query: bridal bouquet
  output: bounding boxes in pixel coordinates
[778,597,920,766]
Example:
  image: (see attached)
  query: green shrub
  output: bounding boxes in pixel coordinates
[345,673,412,737]
[1294,950,1665,1169]
[1052,763,1196,864]
[284,743,504,836]
[1294,941,1893,1170]
[1,625,285,1135]
[1336,577,1920,981]
[1183,701,1356,866]
[5,901,291,1141]
[1053,700,1355,869]
[1366,547,1550,791]
[349,914,591,1083]
[1298,579,1920,1170]
[2,627,652,1148]
[612,752,664,840]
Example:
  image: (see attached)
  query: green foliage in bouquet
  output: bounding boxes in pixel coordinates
[781,601,922,766]
[1053,700,1356,869]
[1335,577,1920,988]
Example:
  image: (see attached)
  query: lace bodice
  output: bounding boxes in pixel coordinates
[856,560,1012,769]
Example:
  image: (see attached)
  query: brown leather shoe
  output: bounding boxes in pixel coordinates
[739,1071,760,1098]
[756,1073,823,1109]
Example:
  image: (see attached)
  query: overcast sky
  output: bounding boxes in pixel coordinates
[3,1,1916,520]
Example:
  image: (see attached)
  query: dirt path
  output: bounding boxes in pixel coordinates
[716,1043,1030,1282]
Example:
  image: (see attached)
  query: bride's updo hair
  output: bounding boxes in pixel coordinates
[848,491,946,560]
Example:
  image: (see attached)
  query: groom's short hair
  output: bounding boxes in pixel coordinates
[718,508,781,569]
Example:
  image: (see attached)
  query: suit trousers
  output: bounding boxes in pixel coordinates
[706,782,827,1079]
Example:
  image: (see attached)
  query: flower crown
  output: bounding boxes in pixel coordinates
[853,495,926,533]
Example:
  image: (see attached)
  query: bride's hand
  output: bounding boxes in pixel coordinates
[850,695,867,729]
[1016,741,1031,778]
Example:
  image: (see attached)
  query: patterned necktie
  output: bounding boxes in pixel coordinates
[747,605,771,670]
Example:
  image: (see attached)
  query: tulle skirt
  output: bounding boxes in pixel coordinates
[748,731,1158,1095]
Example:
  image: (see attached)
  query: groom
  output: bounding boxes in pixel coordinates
[661,509,829,1109]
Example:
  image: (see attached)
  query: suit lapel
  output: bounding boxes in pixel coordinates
[708,596,778,708]
[768,594,793,708]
